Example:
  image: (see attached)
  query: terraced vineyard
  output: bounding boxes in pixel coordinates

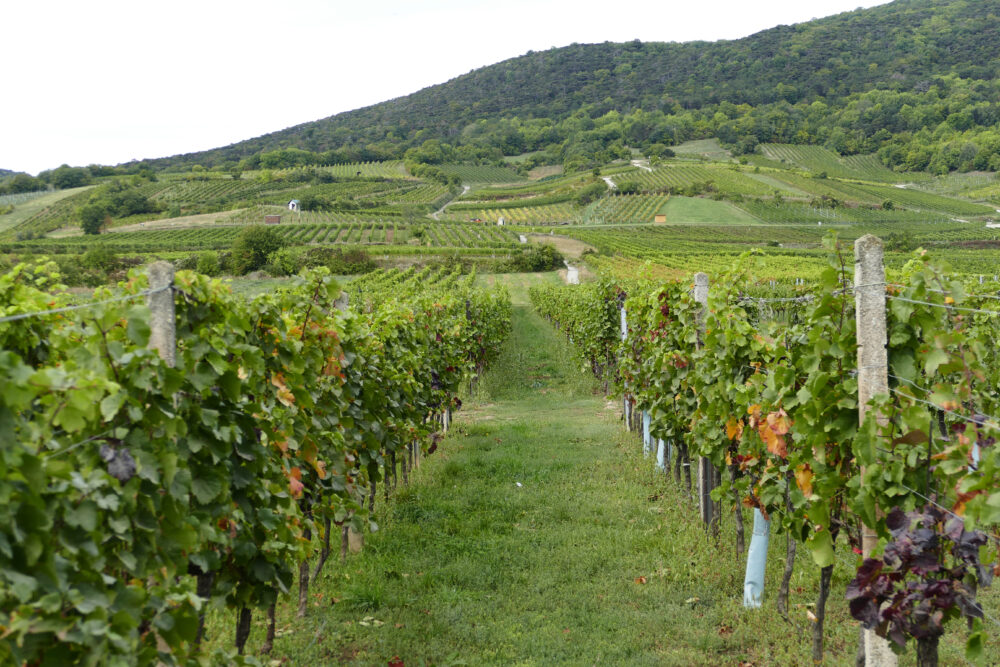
[247,161,410,180]
[912,171,1000,199]
[1,187,94,237]
[0,190,54,206]
[626,164,778,196]
[581,194,670,224]
[0,220,522,254]
[457,172,590,200]
[443,202,579,224]
[850,183,997,216]
[562,220,1000,283]
[438,164,525,183]
[732,199,952,224]
[759,144,927,182]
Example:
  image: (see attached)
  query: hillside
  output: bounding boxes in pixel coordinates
[142,0,1000,174]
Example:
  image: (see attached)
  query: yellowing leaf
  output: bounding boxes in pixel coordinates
[795,464,814,497]
[726,417,744,441]
[766,409,791,435]
[271,374,295,407]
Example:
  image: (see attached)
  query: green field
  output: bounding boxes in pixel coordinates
[670,138,733,161]
[661,196,759,223]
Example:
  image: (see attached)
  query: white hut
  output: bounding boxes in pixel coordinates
[497,216,505,226]
[288,199,301,212]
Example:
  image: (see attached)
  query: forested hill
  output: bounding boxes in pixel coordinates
[145,0,1000,174]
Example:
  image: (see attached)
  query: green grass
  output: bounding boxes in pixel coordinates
[670,139,733,161]
[662,196,760,224]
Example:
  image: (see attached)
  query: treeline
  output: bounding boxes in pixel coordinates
[117,76,1000,179]
[0,163,159,195]
[77,177,164,234]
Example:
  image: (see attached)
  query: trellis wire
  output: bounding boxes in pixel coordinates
[885,294,1000,317]
[0,286,169,324]
[48,430,114,459]
[887,387,1000,432]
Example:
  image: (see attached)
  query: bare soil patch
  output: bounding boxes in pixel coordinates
[110,210,247,233]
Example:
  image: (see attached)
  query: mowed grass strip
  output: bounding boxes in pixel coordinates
[206,274,995,665]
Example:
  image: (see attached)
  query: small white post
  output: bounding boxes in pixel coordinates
[147,262,176,367]
[620,303,633,431]
[655,438,666,471]
[743,509,771,608]
[642,411,652,457]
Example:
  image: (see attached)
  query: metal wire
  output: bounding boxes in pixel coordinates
[737,295,815,304]
[886,294,1000,317]
[890,283,1000,302]
[46,429,113,459]
[0,286,169,324]
[887,387,1000,431]
[886,373,934,395]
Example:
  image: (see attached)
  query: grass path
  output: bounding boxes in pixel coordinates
[216,274,991,665]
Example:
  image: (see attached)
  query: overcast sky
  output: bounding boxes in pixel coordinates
[2,0,893,175]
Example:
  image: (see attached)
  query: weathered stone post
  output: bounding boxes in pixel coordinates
[331,288,366,554]
[693,272,715,531]
[147,262,176,367]
[854,235,897,667]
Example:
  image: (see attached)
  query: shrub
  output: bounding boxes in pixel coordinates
[81,244,119,273]
[502,244,564,272]
[576,182,608,205]
[230,225,288,275]
[616,180,641,195]
[267,247,306,277]
[196,251,221,276]
[304,247,377,275]
[174,254,199,271]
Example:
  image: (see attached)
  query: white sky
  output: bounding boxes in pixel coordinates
[1,0,892,175]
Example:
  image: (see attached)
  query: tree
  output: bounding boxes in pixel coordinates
[2,173,45,194]
[230,225,288,274]
[617,180,641,195]
[48,165,92,189]
[78,203,108,235]
[576,181,608,205]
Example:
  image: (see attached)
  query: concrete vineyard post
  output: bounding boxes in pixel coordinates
[693,272,715,530]
[854,235,898,667]
[656,438,666,472]
[147,262,176,367]
[335,289,365,554]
